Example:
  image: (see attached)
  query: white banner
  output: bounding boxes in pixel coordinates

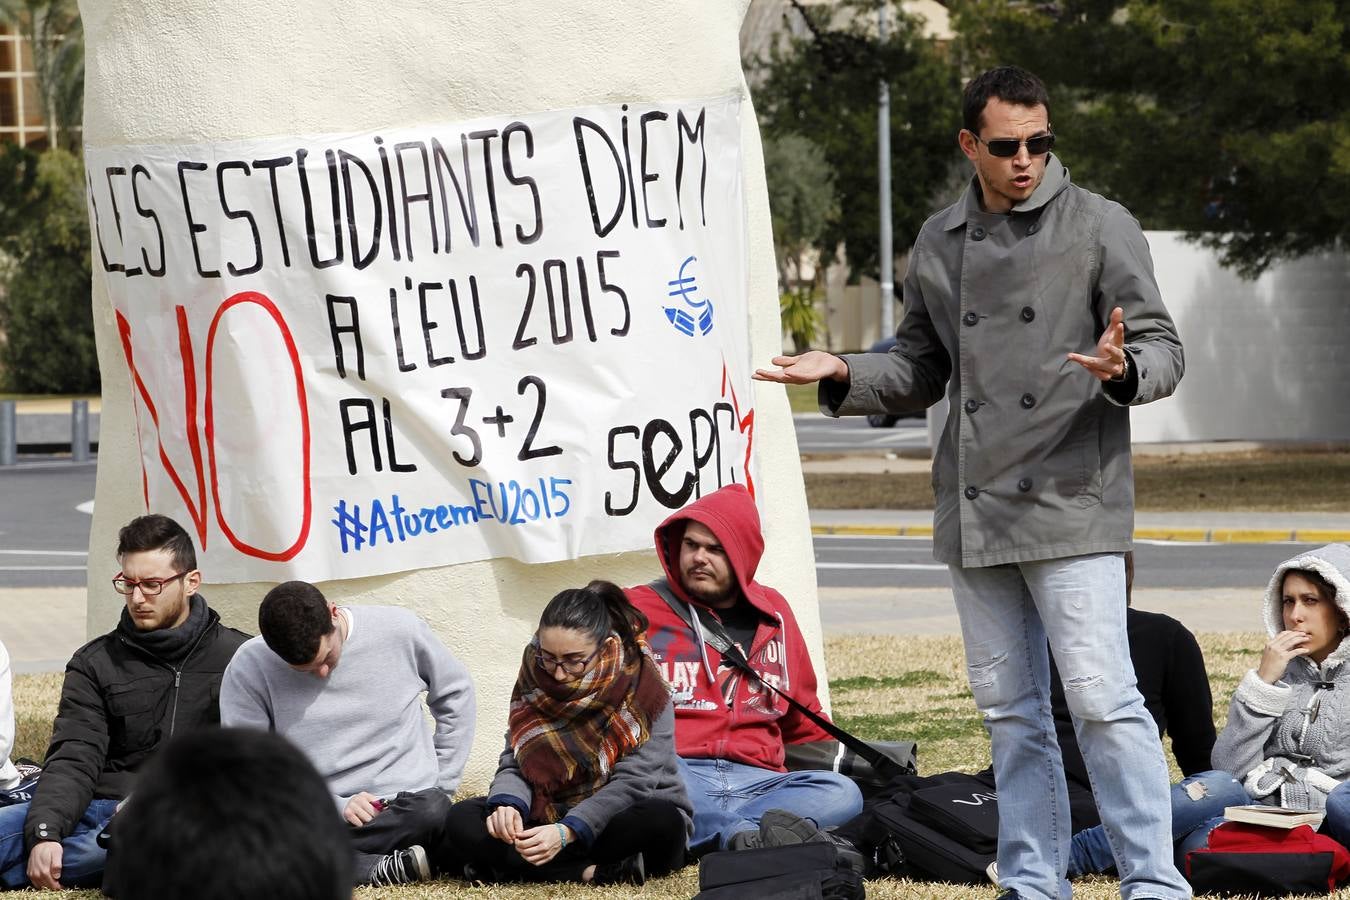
[85,95,755,584]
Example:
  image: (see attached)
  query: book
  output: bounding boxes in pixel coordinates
[1223,805,1326,829]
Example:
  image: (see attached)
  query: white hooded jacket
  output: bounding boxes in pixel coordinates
[1212,543,1350,811]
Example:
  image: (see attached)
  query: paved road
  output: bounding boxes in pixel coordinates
[793,413,928,455]
[0,459,96,587]
[0,456,1315,599]
[814,533,1317,591]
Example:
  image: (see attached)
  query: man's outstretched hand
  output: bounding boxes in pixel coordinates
[754,351,849,385]
[1067,306,1128,382]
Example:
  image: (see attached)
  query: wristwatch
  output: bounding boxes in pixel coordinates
[1109,353,1129,383]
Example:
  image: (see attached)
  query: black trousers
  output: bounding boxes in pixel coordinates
[442,796,688,882]
[349,788,451,884]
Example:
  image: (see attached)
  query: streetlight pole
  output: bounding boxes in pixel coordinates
[877,3,895,339]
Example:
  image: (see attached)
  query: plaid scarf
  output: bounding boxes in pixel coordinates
[508,633,670,824]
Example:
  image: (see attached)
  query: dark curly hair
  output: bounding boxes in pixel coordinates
[258,581,334,665]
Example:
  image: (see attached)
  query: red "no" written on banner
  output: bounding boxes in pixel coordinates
[116,291,313,562]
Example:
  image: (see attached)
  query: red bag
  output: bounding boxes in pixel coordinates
[1185,822,1350,896]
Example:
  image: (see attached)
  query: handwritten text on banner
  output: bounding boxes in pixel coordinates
[85,95,754,584]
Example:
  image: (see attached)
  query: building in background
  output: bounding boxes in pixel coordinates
[741,1,954,353]
[0,23,48,148]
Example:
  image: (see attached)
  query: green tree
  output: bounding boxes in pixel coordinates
[764,133,838,350]
[951,0,1350,277]
[0,146,97,392]
[750,0,963,280]
[0,0,84,151]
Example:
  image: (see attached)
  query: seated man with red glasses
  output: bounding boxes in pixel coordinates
[0,514,249,891]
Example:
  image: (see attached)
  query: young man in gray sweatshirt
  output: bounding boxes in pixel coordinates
[220,581,476,887]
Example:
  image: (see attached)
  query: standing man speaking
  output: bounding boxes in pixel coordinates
[756,67,1188,900]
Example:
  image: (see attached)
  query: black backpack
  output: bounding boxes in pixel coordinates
[694,843,864,900]
[836,768,1102,882]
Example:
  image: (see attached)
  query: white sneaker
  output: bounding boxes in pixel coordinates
[369,845,431,886]
[986,859,1000,887]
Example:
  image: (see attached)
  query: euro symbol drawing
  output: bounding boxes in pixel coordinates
[664,255,715,337]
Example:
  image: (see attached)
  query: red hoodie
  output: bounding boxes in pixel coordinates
[625,484,834,772]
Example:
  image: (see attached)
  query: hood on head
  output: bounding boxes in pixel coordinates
[653,483,764,611]
[1262,543,1350,667]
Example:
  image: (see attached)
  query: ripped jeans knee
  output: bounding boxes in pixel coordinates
[966,649,1016,712]
[1058,660,1135,722]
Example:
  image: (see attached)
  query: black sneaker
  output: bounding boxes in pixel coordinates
[727,829,763,851]
[368,845,430,886]
[758,809,820,846]
[592,851,646,886]
[758,809,867,875]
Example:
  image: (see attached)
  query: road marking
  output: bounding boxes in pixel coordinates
[816,562,948,571]
[0,550,87,556]
[813,533,932,542]
[0,565,87,571]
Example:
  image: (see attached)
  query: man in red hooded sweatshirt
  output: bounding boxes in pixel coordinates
[626,484,863,853]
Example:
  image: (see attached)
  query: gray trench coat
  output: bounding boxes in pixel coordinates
[823,157,1183,567]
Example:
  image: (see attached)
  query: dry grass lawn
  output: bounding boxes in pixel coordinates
[13,634,1344,899]
[805,449,1350,513]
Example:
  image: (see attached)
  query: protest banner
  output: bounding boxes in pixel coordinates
[86,94,753,583]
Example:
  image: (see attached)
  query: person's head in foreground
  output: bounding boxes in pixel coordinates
[105,727,351,900]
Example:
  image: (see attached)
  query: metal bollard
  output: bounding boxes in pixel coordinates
[0,400,15,466]
[72,399,90,462]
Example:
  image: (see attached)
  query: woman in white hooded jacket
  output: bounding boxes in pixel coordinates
[1062,543,1350,878]
[1210,542,1350,844]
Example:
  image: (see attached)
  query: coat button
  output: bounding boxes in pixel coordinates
[1020,393,1036,409]
[962,311,978,326]
[1020,306,1035,322]
[1028,222,1040,235]
[964,399,979,414]
[971,226,986,241]
[1018,477,1033,492]
[964,486,979,500]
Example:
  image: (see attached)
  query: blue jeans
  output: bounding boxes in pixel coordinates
[1321,781,1350,847]
[0,797,120,889]
[1070,770,1248,876]
[677,756,863,850]
[950,553,1190,900]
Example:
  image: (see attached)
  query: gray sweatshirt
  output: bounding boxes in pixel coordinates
[221,606,475,810]
[488,702,692,848]
[1213,543,1350,811]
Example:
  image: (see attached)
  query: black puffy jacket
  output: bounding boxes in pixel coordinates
[23,598,248,849]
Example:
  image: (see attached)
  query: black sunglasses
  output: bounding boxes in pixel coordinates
[972,132,1055,158]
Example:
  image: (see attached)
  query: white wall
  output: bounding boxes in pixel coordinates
[914,234,1350,448]
[78,0,821,790]
[1130,233,1350,443]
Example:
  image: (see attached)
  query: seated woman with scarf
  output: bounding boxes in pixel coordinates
[445,580,692,886]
